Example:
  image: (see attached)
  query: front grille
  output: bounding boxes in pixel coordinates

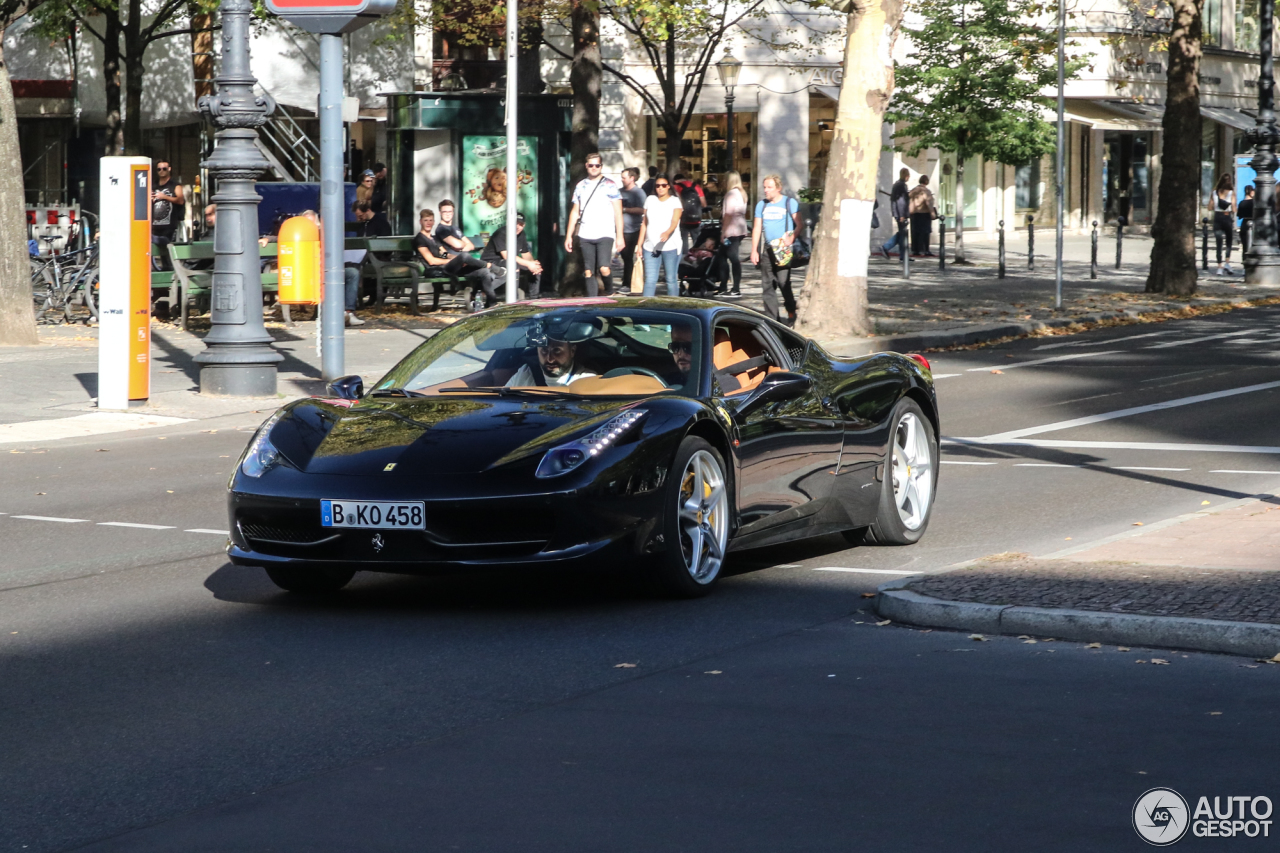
[423,505,554,546]
[239,520,336,546]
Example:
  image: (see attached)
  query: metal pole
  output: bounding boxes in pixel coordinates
[726,92,735,173]
[900,217,910,280]
[193,0,282,396]
[938,218,946,269]
[998,219,1006,278]
[1115,216,1124,269]
[504,0,518,302]
[1246,0,1280,284]
[1027,214,1035,270]
[1201,216,1210,271]
[1090,220,1098,279]
[1055,0,1065,308]
[319,33,345,380]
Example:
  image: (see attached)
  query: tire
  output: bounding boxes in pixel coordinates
[649,435,731,598]
[264,565,356,594]
[865,398,938,546]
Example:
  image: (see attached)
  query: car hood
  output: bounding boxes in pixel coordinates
[269,396,643,477]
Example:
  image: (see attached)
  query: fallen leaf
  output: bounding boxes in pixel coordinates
[969,633,989,641]
[1085,643,1101,649]
[9,450,23,454]
[860,592,876,599]
[1209,711,1223,715]
[1272,653,1280,662]
[704,670,722,675]
[1118,646,1130,652]
[1135,660,1147,664]
[1151,658,1169,665]
[1023,639,1038,644]
[1202,500,1211,505]
[219,455,230,458]
[1064,537,1072,540]
[1132,522,1144,526]
[613,663,636,669]
[166,490,174,494]
[875,620,891,626]
[96,449,109,452]
[157,437,166,440]
[35,492,44,495]
[990,369,1004,374]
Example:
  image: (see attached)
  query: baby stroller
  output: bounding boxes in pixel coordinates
[678,221,723,298]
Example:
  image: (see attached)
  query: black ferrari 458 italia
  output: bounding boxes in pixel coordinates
[227,297,940,597]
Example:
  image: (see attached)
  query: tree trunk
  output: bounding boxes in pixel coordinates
[662,33,679,174]
[121,0,144,156]
[103,13,123,156]
[0,28,38,346]
[1147,0,1201,295]
[954,156,966,263]
[795,0,901,340]
[563,0,600,294]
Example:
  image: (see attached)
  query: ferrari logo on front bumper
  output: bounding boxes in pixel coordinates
[371,533,385,552]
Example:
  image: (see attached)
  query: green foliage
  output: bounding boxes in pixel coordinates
[797,185,823,202]
[887,0,1090,166]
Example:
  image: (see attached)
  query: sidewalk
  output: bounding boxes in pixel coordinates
[876,492,1280,658]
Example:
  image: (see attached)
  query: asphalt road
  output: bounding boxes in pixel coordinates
[3,305,1280,852]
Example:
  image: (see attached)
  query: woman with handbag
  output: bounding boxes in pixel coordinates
[907,175,938,257]
[749,174,802,325]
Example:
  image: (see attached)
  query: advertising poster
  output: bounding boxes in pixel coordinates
[460,135,539,249]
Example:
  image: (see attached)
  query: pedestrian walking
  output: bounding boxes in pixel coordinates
[642,166,659,197]
[635,176,682,297]
[881,167,911,259]
[1238,185,1256,225]
[673,173,706,253]
[1212,173,1236,275]
[619,167,647,294]
[565,152,625,297]
[749,174,801,326]
[908,175,938,257]
[717,171,748,297]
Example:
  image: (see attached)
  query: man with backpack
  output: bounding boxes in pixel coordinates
[673,173,706,254]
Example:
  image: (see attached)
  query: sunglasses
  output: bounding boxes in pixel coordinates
[655,182,670,188]
[667,341,692,354]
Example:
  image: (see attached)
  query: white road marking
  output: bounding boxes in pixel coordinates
[813,567,916,575]
[930,373,960,379]
[1209,469,1280,475]
[11,515,88,523]
[1110,466,1190,472]
[947,438,1280,454]
[185,528,230,535]
[0,413,192,444]
[98,522,176,530]
[1014,463,1083,468]
[1143,329,1261,349]
[941,460,998,465]
[966,350,1122,372]
[976,379,1280,442]
[1033,330,1173,351]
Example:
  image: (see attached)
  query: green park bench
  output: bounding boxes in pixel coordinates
[159,242,281,331]
[347,236,526,313]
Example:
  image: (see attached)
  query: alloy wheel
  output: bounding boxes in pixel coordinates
[677,449,728,582]
[890,411,934,531]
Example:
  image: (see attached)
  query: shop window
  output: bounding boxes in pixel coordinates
[1201,121,1219,206]
[1236,0,1260,52]
[1203,0,1222,45]
[1015,158,1041,210]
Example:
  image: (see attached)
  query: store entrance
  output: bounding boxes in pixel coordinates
[1103,131,1152,225]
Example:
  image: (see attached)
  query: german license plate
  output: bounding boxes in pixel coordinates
[320,500,425,530]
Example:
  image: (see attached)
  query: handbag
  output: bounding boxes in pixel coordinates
[768,234,810,270]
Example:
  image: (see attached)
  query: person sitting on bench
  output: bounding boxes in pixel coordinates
[412,209,499,309]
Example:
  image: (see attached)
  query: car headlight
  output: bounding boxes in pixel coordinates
[240,410,285,478]
[535,409,647,479]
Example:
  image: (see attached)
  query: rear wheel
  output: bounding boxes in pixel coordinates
[650,436,730,598]
[264,565,356,594]
[865,399,937,545]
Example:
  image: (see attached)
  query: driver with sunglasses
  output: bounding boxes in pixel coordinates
[668,324,693,375]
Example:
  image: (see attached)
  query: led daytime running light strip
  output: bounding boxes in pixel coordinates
[582,409,646,456]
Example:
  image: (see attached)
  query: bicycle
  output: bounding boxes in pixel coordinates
[31,239,99,325]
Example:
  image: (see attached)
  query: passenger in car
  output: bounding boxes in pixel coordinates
[506,337,599,387]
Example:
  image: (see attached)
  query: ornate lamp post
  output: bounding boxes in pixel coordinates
[716,51,742,174]
[1245,1,1280,284]
[195,0,283,396]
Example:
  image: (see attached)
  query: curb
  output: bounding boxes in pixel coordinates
[875,577,1280,659]
[825,296,1269,357]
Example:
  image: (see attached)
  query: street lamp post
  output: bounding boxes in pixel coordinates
[716,51,742,174]
[195,0,282,396]
[1246,0,1280,284]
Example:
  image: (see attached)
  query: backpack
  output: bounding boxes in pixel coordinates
[679,183,704,225]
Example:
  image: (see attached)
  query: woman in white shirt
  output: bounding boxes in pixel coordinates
[634,177,683,297]
[717,171,747,297]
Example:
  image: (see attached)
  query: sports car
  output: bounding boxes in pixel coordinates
[227,297,940,597]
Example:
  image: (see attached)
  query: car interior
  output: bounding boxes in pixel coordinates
[711,319,791,396]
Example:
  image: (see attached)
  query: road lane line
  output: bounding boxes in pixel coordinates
[1014,463,1084,468]
[0,413,192,444]
[813,567,916,575]
[976,379,1280,441]
[1144,329,1261,349]
[966,350,1121,372]
[947,438,1280,454]
[931,373,961,379]
[1110,466,1190,472]
[98,522,176,530]
[11,515,88,523]
[941,460,997,465]
[1033,331,1173,351]
[1209,469,1280,475]
[185,528,230,535]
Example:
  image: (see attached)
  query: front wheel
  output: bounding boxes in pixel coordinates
[649,436,730,598]
[265,565,356,594]
[866,398,938,546]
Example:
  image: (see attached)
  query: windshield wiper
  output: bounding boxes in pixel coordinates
[368,387,427,398]
[438,385,586,399]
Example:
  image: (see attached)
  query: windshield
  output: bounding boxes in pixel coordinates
[373,308,703,397]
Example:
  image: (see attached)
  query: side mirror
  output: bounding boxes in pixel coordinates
[326,375,364,400]
[757,371,812,401]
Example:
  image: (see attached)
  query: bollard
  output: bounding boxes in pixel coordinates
[1115,215,1125,269]
[1090,220,1098,280]
[939,218,946,270]
[998,220,1006,279]
[1201,217,1210,271]
[1026,214,1035,270]
[899,218,910,280]
[1244,218,1253,256]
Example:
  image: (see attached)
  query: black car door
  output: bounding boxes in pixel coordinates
[714,315,843,540]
